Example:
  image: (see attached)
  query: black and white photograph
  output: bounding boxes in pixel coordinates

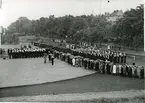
[0,0,144,102]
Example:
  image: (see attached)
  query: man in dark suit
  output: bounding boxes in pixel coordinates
[51,54,54,65]
[7,49,10,59]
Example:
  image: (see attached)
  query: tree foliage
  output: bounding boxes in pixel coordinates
[6,4,144,48]
[112,4,144,48]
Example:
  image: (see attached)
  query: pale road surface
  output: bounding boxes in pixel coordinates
[0,44,94,88]
[0,58,95,88]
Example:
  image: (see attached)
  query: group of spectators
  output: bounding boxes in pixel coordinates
[36,42,144,79]
[2,42,144,79]
[53,50,144,79]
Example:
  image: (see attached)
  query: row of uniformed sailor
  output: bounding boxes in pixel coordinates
[7,48,46,59]
[71,48,126,64]
[33,43,126,64]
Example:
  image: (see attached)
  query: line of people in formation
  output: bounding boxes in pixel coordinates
[7,48,47,59]
[71,48,127,64]
[52,50,144,79]
[33,42,127,64]
[6,43,144,79]
[7,47,55,65]
[7,46,127,65]
[33,42,144,79]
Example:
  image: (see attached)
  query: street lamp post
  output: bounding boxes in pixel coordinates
[100,0,110,15]
[100,0,102,15]
[0,0,2,8]
[0,26,3,48]
[0,0,2,48]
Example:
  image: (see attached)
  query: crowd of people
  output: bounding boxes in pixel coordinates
[1,42,144,79]
[71,48,127,64]
[52,50,144,79]
[33,42,144,79]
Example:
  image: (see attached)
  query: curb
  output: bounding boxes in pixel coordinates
[0,71,97,89]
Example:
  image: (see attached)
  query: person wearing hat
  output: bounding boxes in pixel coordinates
[8,49,12,59]
[132,63,137,78]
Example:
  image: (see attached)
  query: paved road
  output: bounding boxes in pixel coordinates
[0,58,94,88]
[0,73,144,98]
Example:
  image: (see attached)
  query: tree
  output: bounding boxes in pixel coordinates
[7,17,31,35]
[6,4,143,50]
[68,17,88,41]
[112,4,144,49]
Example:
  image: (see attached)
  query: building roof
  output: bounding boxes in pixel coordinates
[105,10,123,17]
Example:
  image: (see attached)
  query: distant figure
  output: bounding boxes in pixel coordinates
[107,45,110,50]
[49,54,51,62]
[72,58,75,67]
[133,56,136,60]
[7,49,10,59]
[28,45,32,48]
[44,53,47,63]
[51,55,54,65]
[113,64,117,75]
[24,45,27,48]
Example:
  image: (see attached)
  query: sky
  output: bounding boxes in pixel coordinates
[0,0,144,28]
